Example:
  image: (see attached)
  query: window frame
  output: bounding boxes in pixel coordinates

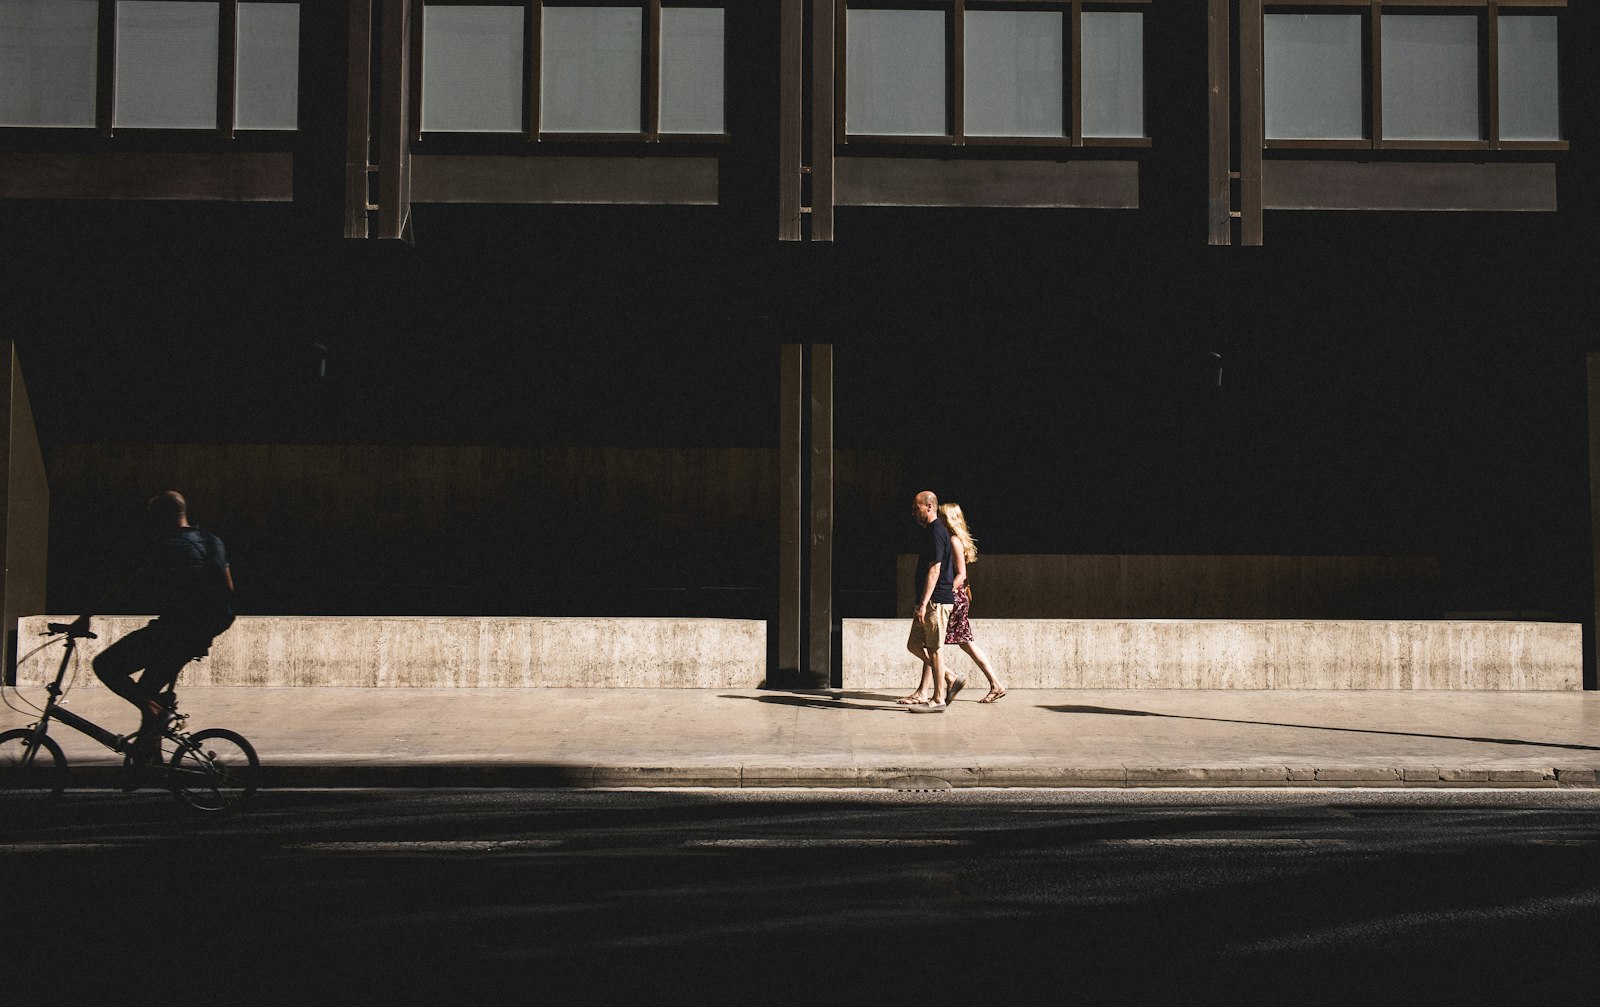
[0,0,301,138]
[1261,0,1566,152]
[836,0,1152,149]
[410,0,730,144]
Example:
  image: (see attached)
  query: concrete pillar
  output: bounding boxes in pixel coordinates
[2,342,48,684]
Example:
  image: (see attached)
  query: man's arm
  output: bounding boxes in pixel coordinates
[915,562,940,617]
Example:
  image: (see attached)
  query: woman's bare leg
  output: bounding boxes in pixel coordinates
[960,641,1006,700]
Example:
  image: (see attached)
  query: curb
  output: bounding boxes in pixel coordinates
[257,763,1599,790]
[44,763,1600,790]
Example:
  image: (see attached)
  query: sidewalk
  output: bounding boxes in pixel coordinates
[6,687,1600,788]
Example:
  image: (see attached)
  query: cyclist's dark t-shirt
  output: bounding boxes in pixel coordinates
[915,520,957,606]
[147,527,233,633]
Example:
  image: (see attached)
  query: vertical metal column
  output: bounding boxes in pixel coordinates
[1587,354,1600,687]
[1207,0,1233,245]
[808,344,835,688]
[376,0,413,241]
[778,0,804,240]
[778,345,804,684]
[1239,0,1265,246]
[811,0,837,241]
[344,0,374,238]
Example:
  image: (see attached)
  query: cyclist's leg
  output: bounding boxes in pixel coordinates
[92,625,161,715]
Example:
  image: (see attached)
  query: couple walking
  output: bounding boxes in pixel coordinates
[901,491,1005,712]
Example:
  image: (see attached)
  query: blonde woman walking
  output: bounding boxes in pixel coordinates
[940,503,1006,702]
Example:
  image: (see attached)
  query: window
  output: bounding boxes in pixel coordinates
[0,0,300,132]
[846,7,945,136]
[1381,14,1478,141]
[841,1,1148,146]
[0,0,99,127]
[964,9,1063,138]
[1261,2,1563,149]
[415,2,727,140]
[422,5,525,132]
[1080,10,1143,139]
[115,1,219,128]
[1264,13,1362,140]
[1498,12,1559,142]
[235,2,298,130]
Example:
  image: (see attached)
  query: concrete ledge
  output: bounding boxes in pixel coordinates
[17,615,766,688]
[844,618,1582,690]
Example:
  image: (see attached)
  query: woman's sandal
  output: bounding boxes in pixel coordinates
[897,692,931,705]
[979,688,1008,704]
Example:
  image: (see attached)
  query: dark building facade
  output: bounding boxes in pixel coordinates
[1,2,1593,684]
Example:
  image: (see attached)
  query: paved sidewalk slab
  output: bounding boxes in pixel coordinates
[5,687,1598,789]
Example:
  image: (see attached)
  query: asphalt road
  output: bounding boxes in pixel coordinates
[5,788,1598,1004]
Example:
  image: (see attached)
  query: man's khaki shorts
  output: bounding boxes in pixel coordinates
[908,603,953,653]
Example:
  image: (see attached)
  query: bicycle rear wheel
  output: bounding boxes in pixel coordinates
[0,728,66,803]
[167,728,258,812]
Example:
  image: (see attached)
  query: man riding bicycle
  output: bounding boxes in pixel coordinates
[73,491,235,759]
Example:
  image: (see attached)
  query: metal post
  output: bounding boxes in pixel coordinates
[779,0,804,240]
[1208,0,1233,245]
[1587,354,1600,688]
[1240,0,1265,246]
[808,344,834,688]
[778,345,804,684]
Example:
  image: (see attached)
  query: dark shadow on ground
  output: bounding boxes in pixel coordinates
[1042,704,1600,752]
[719,693,901,712]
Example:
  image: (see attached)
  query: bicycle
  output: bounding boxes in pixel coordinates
[0,620,259,812]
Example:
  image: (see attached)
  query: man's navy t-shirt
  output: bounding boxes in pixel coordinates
[147,526,233,631]
[914,520,957,606]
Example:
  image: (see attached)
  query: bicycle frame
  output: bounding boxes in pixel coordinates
[19,632,136,762]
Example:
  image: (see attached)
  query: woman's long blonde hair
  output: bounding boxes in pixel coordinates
[939,503,978,565]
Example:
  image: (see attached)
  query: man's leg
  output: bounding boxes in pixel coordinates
[92,628,158,716]
[925,603,953,704]
[903,623,935,702]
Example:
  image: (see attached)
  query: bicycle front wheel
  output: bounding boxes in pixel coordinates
[0,728,67,803]
[167,728,259,812]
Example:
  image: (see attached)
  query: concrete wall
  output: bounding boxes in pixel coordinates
[896,554,1442,619]
[17,615,767,688]
[845,618,1582,690]
[2,343,48,682]
[43,444,784,618]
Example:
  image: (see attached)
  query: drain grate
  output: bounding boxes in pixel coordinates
[885,775,953,792]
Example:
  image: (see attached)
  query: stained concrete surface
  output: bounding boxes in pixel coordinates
[5,685,1597,788]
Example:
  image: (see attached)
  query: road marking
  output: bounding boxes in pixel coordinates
[283,840,564,853]
[1096,838,1350,848]
[683,838,972,849]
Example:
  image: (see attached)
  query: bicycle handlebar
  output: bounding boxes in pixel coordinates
[44,621,97,640]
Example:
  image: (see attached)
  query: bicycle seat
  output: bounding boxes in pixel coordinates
[45,621,97,640]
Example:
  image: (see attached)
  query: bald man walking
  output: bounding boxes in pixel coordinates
[902,490,966,711]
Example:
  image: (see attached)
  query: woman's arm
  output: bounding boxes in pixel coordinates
[951,537,968,592]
